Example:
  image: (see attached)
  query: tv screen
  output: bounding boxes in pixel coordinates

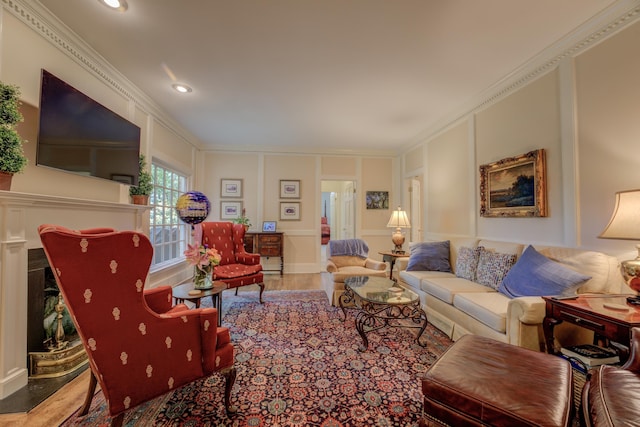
[36,69,141,185]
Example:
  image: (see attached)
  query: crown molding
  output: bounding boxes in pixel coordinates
[2,0,205,150]
[403,0,640,151]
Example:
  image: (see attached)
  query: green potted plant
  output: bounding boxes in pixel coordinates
[129,154,153,204]
[233,208,252,231]
[0,82,27,190]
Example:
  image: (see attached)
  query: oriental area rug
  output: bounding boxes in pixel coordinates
[61,290,453,427]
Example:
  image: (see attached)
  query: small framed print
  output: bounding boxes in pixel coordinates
[262,221,277,232]
[280,202,301,221]
[221,179,243,198]
[220,201,242,220]
[366,191,389,209]
[280,180,301,199]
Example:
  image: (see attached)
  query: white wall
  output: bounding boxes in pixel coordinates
[406,15,640,261]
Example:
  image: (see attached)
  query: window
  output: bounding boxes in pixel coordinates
[150,162,189,267]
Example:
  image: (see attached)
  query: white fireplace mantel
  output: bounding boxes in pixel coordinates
[0,190,150,399]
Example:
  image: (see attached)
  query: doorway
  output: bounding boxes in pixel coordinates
[321,180,356,265]
[404,177,422,243]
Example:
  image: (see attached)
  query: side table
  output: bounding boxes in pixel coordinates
[543,294,640,362]
[244,232,284,275]
[378,251,409,281]
[173,281,226,325]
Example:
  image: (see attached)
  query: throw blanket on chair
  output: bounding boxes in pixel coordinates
[328,239,369,258]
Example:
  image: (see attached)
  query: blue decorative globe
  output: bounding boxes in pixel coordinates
[176,191,210,224]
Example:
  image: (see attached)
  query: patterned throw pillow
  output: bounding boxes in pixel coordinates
[455,246,482,281]
[476,248,517,290]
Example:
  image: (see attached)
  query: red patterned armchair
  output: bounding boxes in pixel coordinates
[200,221,265,302]
[38,225,237,427]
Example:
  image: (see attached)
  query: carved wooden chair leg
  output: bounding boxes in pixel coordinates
[79,369,98,416]
[223,367,237,415]
[110,413,124,427]
[258,283,265,303]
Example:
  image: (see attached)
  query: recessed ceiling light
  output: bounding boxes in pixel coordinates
[98,0,128,12]
[172,83,193,94]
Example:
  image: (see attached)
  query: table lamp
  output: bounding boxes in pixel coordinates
[387,207,411,254]
[598,189,640,300]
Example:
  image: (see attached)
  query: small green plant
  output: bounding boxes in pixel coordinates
[233,208,252,228]
[0,82,27,174]
[129,154,153,196]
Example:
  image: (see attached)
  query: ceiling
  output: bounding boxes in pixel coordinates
[37,0,618,154]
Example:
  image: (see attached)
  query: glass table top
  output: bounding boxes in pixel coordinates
[344,276,419,305]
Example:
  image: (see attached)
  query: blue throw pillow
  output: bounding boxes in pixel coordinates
[498,245,591,298]
[406,241,452,272]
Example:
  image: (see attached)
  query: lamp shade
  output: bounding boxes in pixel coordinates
[599,190,640,240]
[387,207,411,229]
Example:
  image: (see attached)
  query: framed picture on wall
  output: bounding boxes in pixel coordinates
[221,179,243,198]
[280,180,301,199]
[366,191,389,209]
[479,149,547,217]
[262,221,277,232]
[280,202,300,220]
[221,201,242,220]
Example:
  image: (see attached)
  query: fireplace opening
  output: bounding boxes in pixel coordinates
[26,249,87,378]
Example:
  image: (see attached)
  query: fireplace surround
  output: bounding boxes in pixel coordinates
[0,191,149,399]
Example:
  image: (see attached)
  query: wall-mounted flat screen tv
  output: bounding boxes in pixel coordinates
[36,69,141,185]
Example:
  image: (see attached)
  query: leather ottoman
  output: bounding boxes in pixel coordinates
[420,334,573,427]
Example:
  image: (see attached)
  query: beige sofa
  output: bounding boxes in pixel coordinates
[397,237,629,352]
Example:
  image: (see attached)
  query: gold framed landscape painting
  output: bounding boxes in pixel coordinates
[479,149,547,218]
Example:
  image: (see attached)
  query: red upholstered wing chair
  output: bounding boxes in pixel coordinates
[38,225,237,427]
[201,221,265,302]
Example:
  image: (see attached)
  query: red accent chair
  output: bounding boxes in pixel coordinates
[321,217,331,245]
[38,225,236,427]
[200,222,265,302]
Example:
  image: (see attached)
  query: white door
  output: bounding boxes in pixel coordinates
[342,181,355,239]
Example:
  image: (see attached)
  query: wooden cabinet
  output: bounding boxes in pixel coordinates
[244,232,284,275]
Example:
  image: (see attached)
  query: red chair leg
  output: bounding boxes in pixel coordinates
[79,369,98,416]
[110,413,124,427]
[223,367,237,415]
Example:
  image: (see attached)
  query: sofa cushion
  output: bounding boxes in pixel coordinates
[406,240,452,272]
[400,270,455,293]
[453,292,510,332]
[498,245,592,298]
[422,277,493,304]
[477,240,524,256]
[476,248,517,290]
[455,246,481,281]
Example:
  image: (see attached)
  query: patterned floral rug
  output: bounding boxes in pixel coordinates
[61,290,453,426]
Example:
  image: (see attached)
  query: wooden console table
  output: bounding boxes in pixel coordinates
[244,232,284,275]
[543,295,640,361]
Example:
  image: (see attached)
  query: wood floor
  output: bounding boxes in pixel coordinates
[0,273,330,426]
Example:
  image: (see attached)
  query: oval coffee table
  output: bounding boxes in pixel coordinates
[173,281,226,325]
[340,275,428,351]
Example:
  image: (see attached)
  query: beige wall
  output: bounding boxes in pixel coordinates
[426,120,473,237]
[575,20,640,259]
[475,70,564,244]
[201,152,396,272]
[411,18,640,261]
